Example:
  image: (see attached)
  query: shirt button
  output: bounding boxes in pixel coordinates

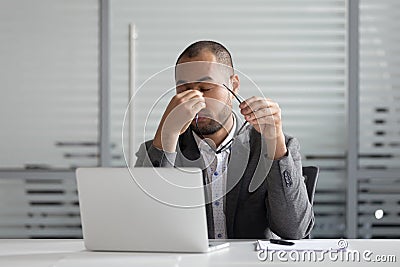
[214,201,220,206]
[214,171,218,176]
[217,234,222,238]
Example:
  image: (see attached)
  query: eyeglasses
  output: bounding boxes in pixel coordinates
[194,84,248,154]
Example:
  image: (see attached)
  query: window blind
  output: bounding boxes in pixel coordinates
[359,0,400,169]
[0,0,99,169]
[358,0,400,238]
[0,0,98,238]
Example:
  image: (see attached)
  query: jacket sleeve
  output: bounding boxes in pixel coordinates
[134,140,177,167]
[264,136,315,239]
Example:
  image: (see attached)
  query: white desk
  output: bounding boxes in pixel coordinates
[0,239,399,266]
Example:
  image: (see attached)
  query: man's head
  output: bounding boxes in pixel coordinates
[176,40,234,72]
[175,41,240,136]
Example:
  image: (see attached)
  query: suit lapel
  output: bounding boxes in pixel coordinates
[225,125,251,237]
[176,130,201,165]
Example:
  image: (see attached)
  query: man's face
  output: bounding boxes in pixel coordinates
[175,52,234,135]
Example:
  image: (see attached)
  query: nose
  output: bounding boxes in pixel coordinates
[192,84,202,92]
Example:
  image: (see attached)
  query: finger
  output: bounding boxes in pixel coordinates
[244,107,279,120]
[241,100,276,115]
[248,114,279,126]
[180,92,205,105]
[177,89,203,100]
[239,96,265,109]
[176,97,206,116]
[191,100,206,113]
[240,98,277,114]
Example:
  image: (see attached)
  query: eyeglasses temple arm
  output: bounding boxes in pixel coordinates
[222,84,244,104]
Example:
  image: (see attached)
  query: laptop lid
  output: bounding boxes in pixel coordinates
[76,167,213,253]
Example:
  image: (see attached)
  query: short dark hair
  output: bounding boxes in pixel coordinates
[176,40,234,71]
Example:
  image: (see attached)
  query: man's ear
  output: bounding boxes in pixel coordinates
[231,74,240,95]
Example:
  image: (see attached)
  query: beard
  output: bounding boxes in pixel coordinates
[190,118,224,135]
[190,106,232,136]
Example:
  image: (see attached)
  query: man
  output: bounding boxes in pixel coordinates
[135,40,314,240]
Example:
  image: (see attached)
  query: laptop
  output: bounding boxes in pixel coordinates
[76,167,230,253]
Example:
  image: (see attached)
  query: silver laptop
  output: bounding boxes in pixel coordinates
[76,167,229,253]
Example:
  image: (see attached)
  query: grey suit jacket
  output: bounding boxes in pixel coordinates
[135,122,314,240]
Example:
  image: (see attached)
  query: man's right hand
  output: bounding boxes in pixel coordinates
[153,90,205,152]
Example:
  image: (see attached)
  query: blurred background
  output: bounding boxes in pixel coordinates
[0,0,399,239]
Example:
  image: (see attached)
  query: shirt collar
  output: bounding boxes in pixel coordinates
[193,114,237,152]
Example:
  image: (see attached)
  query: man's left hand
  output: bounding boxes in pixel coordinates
[239,96,287,159]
